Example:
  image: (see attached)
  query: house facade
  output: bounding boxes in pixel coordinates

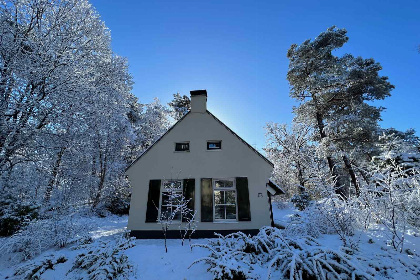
[126,90,280,238]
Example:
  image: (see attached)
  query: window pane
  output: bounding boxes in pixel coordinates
[175,142,189,151]
[224,180,233,188]
[173,211,181,221]
[226,206,236,219]
[225,191,236,204]
[207,141,221,150]
[215,205,225,220]
[214,190,224,204]
[160,206,171,219]
[161,192,171,206]
[215,179,233,189]
[163,180,182,189]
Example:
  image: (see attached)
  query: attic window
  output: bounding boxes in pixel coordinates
[207,141,221,150]
[175,142,189,152]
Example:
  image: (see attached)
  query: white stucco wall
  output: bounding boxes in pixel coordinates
[126,110,273,231]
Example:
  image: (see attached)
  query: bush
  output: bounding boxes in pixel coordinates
[69,232,136,280]
[13,254,67,280]
[191,228,374,280]
[0,194,39,236]
[190,232,257,280]
[286,197,362,248]
[290,192,310,211]
[105,195,130,215]
[5,215,93,262]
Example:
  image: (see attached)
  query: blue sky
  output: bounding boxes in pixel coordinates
[90,0,420,152]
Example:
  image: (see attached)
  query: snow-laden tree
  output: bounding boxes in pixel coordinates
[133,98,172,154]
[168,93,190,121]
[287,26,394,198]
[0,0,139,215]
[265,122,328,197]
[373,128,420,171]
[0,0,111,173]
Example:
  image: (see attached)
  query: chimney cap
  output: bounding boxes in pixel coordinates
[190,89,207,97]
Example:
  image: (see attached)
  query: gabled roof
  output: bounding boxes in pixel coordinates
[126,110,274,172]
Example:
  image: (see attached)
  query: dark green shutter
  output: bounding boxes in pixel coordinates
[201,178,213,222]
[182,179,195,222]
[236,177,251,221]
[145,179,161,223]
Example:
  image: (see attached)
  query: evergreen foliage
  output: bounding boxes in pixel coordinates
[0,193,39,236]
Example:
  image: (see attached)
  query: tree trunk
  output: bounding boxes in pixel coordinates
[44,147,66,202]
[296,161,306,193]
[312,95,347,199]
[342,155,360,197]
[92,148,107,209]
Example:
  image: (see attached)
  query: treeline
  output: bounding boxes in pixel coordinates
[0,0,189,236]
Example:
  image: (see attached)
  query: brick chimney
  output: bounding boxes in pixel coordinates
[190,89,207,113]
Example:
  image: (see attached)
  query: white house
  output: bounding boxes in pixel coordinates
[125,90,283,238]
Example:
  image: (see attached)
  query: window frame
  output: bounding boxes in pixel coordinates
[212,178,238,222]
[158,180,183,223]
[174,141,190,152]
[207,140,222,150]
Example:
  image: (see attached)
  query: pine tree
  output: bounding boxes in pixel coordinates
[168,93,191,121]
[287,26,394,198]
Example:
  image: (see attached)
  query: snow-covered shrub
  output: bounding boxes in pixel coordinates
[284,211,325,238]
[256,228,372,280]
[192,228,374,280]
[105,195,131,215]
[0,193,39,237]
[362,165,420,251]
[5,215,92,262]
[190,232,258,280]
[287,194,362,248]
[314,197,361,248]
[266,237,373,280]
[13,254,67,280]
[70,233,136,280]
[275,199,289,209]
[290,192,310,210]
[103,179,132,215]
[406,182,420,228]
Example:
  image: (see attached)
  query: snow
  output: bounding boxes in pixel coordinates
[1,204,419,279]
[125,240,211,280]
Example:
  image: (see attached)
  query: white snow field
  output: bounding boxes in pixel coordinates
[1,204,419,280]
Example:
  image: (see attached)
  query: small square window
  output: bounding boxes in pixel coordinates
[175,142,189,152]
[207,141,221,150]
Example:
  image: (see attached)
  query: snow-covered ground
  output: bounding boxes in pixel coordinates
[1,204,419,279]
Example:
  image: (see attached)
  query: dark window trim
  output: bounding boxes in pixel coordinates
[207,140,222,150]
[175,142,190,152]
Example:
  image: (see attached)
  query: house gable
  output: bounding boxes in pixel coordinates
[126,110,273,176]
